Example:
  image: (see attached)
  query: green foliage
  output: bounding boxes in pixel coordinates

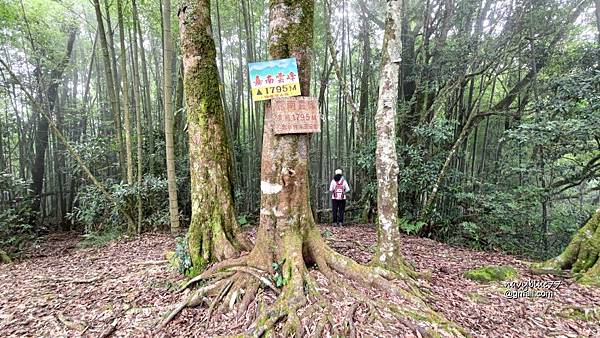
[68,175,172,233]
[398,217,426,235]
[77,226,124,248]
[173,235,193,275]
[271,258,288,288]
[463,265,518,283]
[0,171,37,258]
[322,229,333,238]
[0,249,11,264]
[237,215,248,227]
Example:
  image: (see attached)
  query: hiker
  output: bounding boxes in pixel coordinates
[329,169,350,226]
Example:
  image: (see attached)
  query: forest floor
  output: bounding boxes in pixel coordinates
[1,225,599,338]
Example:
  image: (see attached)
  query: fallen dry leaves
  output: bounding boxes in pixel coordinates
[0,225,598,337]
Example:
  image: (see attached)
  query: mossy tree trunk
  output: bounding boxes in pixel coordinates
[178,0,251,272]
[535,209,600,286]
[164,1,463,336]
[372,0,415,276]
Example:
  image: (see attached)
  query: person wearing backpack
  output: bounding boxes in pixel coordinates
[329,169,350,226]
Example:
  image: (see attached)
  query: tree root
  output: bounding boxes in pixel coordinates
[532,210,600,286]
[343,302,360,338]
[160,234,466,337]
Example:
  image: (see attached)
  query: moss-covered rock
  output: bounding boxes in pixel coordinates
[0,250,11,264]
[463,265,518,283]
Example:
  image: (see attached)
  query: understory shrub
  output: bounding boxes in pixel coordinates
[68,175,174,234]
[0,171,37,258]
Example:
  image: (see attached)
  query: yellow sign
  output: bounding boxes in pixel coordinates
[248,58,301,102]
[251,83,301,101]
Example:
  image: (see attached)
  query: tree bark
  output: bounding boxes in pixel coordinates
[129,16,144,233]
[178,0,250,270]
[372,0,412,273]
[163,0,180,232]
[163,2,463,336]
[534,209,600,286]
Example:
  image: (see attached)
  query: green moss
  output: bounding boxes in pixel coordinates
[165,251,179,270]
[558,307,600,322]
[463,265,518,283]
[187,217,205,271]
[466,291,489,304]
[577,273,600,287]
[186,265,202,278]
[537,211,600,273]
[0,250,11,264]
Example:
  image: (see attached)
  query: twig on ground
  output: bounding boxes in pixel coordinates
[134,260,168,266]
[56,313,87,332]
[177,270,234,292]
[227,266,281,295]
[529,268,570,277]
[161,281,225,327]
[98,319,118,338]
[37,276,103,284]
[325,237,373,253]
[344,303,360,338]
[206,279,234,321]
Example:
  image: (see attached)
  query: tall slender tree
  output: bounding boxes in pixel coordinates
[92,0,125,180]
[116,0,135,231]
[163,0,180,232]
[371,0,415,274]
[132,0,155,173]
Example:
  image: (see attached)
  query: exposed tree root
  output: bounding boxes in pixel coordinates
[533,210,600,286]
[160,230,466,337]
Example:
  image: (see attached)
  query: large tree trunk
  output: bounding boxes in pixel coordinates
[534,209,600,286]
[163,0,180,233]
[163,1,462,336]
[178,0,250,270]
